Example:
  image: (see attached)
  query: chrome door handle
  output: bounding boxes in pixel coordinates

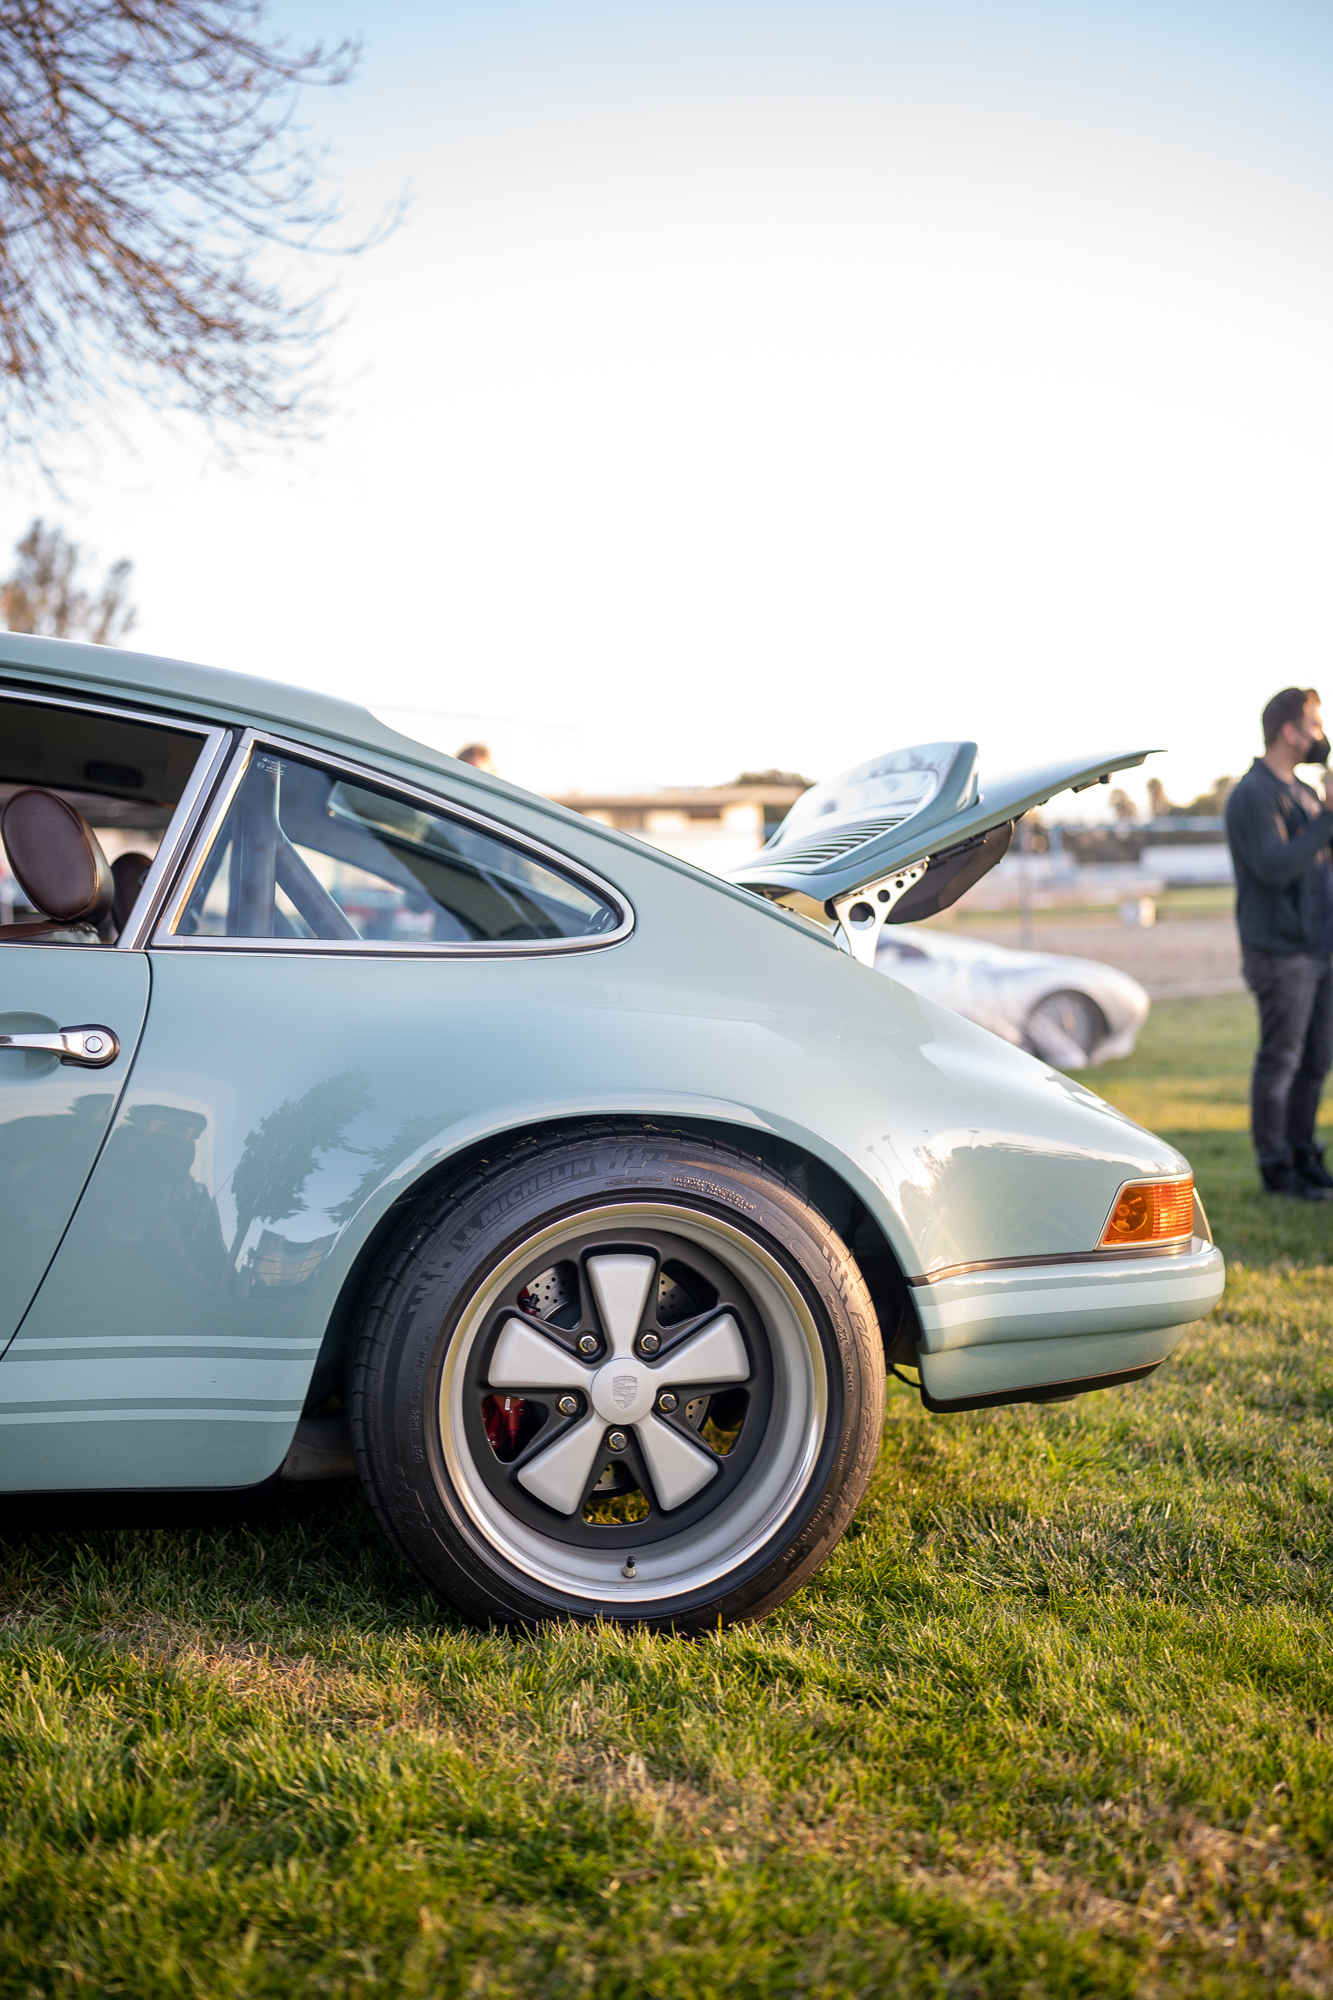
[0,1024,121,1067]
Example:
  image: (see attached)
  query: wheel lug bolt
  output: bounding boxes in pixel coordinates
[607,1431,628,1452]
[557,1395,578,1416]
[657,1392,678,1414]
[577,1334,598,1356]
[638,1332,660,1354]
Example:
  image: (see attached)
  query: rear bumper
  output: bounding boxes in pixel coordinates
[911,1237,1225,1409]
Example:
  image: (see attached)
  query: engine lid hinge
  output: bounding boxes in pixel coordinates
[830,861,930,966]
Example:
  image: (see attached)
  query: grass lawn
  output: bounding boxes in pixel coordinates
[2,996,1331,1997]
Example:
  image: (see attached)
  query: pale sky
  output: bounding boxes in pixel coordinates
[7,0,1333,809]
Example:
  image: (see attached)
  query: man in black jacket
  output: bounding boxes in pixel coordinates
[1225,686,1333,1200]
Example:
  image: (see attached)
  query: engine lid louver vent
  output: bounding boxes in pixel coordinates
[767,813,908,869]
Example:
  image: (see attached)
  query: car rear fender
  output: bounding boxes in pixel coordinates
[303,1106,924,1409]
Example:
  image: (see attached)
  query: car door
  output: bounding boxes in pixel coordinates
[729,741,1156,961]
[0,691,227,1351]
[0,947,150,1346]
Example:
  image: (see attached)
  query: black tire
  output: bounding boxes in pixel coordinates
[1025,988,1107,1067]
[348,1124,885,1632]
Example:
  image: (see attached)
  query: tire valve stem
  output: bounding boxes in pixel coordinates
[622,1556,637,1580]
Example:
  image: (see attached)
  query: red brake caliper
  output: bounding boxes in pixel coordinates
[482,1394,526,1457]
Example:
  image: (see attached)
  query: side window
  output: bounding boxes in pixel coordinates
[0,694,213,940]
[174,750,621,946]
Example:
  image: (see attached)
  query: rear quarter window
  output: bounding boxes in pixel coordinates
[174,749,623,947]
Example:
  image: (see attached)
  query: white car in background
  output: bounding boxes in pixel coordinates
[874,926,1150,1069]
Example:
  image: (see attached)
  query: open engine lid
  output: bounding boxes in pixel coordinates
[728,741,1157,963]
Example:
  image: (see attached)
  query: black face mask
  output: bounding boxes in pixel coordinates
[1303,734,1332,765]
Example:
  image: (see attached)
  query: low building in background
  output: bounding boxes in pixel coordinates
[965,816,1233,911]
[551,782,806,876]
[1136,839,1234,886]
[1053,814,1229,867]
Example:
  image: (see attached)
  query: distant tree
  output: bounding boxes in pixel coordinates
[731,769,813,789]
[1144,773,1234,820]
[1108,788,1138,822]
[0,519,136,645]
[0,0,387,458]
[1146,777,1173,820]
[1180,776,1237,817]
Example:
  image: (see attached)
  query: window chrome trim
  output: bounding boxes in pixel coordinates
[117,726,234,949]
[152,729,636,956]
[151,726,258,940]
[0,684,230,954]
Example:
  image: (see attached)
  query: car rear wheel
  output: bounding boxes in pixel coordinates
[1025,988,1106,1068]
[348,1125,885,1632]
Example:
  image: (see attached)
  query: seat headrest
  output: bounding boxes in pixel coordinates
[110,849,152,932]
[1,790,114,926]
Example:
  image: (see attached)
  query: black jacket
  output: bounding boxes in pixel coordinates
[1225,758,1333,955]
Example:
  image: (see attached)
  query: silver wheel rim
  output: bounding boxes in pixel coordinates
[437,1200,828,1606]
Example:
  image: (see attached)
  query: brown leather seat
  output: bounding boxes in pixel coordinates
[0,790,114,943]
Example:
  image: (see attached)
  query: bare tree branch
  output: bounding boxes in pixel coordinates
[0,1,392,458]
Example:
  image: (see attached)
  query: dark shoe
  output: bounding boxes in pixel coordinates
[1262,1162,1333,1201]
[1294,1146,1333,1190]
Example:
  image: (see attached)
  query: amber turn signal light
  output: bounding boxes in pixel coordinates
[1100,1175,1194,1247]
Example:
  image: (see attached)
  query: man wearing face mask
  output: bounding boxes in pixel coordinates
[1225,686,1333,1200]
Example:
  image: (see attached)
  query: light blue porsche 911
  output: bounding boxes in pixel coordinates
[0,636,1224,1630]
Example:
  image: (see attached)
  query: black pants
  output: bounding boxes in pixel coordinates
[1242,947,1333,1169]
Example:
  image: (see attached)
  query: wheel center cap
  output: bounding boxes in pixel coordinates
[590,1360,655,1424]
